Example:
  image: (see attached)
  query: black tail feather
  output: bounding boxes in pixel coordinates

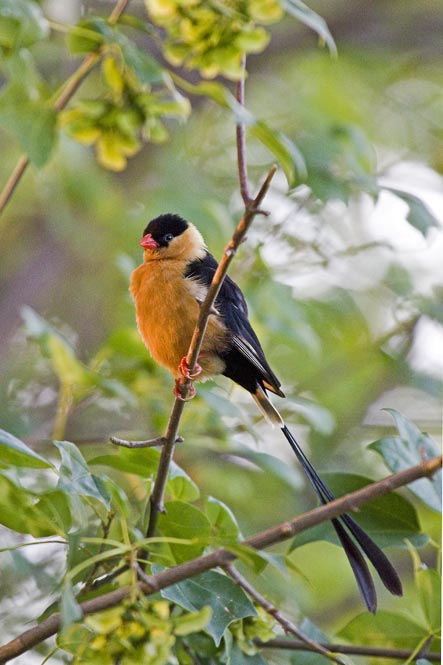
[281,424,403,609]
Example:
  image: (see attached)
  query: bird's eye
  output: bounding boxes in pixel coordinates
[164,233,174,243]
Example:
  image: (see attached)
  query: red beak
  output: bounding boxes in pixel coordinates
[140,233,159,250]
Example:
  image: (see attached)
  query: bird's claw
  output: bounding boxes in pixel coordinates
[174,379,196,401]
[178,356,202,380]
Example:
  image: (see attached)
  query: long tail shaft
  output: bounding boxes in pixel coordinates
[280,424,403,611]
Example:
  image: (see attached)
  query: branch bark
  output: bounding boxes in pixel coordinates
[0,0,130,218]
[256,638,440,662]
[0,455,440,663]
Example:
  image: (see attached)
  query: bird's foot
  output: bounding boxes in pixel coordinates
[173,379,196,401]
[178,356,202,381]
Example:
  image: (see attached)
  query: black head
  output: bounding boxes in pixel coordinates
[142,213,189,248]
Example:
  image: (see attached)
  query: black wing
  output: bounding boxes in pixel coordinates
[185,251,284,397]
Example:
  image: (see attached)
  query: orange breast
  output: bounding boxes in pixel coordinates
[130,260,228,379]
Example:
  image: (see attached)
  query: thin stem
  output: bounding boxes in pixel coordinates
[236,54,250,205]
[225,564,347,665]
[0,0,131,218]
[256,638,440,662]
[0,455,440,662]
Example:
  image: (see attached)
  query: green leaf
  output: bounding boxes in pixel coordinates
[0,429,52,468]
[386,188,441,236]
[120,41,164,85]
[169,460,200,502]
[0,475,60,537]
[66,17,113,54]
[35,490,72,535]
[205,496,241,540]
[369,409,442,512]
[417,567,441,632]
[158,501,211,563]
[250,122,307,186]
[0,0,49,49]
[0,97,56,166]
[292,472,424,549]
[283,0,337,55]
[55,441,111,510]
[61,580,83,629]
[156,568,256,646]
[173,605,212,636]
[338,611,429,651]
[227,643,267,664]
[89,447,160,478]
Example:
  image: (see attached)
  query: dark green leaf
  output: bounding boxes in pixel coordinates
[0,429,52,468]
[55,441,111,510]
[156,568,256,646]
[386,188,441,236]
[158,501,211,563]
[369,409,442,512]
[283,0,337,55]
[292,472,424,549]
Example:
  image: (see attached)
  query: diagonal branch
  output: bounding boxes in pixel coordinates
[0,0,131,217]
[0,455,440,662]
[224,564,348,665]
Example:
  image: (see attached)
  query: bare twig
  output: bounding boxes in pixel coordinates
[256,638,440,662]
[225,564,347,665]
[0,455,440,663]
[110,435,183,449]
[236,54,251,205]
[0,0,130,218]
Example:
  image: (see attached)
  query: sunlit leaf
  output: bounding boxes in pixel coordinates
[0,475,60,537]
[0,429,51,468]
[156,567,256,646]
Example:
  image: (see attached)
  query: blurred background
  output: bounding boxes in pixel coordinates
[0,0,442,662]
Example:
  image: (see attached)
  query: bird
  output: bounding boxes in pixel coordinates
[130,212,403,612]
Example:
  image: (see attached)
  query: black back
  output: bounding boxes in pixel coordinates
[185,251,284,396]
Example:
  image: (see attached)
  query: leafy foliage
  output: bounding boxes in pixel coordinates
[0,0,441,663]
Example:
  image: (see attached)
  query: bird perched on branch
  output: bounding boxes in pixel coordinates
[130,212,403,612]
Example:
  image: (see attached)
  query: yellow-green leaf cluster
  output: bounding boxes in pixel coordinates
[60,53,190,171]
[145,0,284,80]
[229,606,277,655]
[59,600,212,665]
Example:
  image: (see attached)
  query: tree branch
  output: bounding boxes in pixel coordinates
[236,54,251,205]
[224,564,347,665]
[0,0,131,218]
[0,455,440,662]
[256,638,440,662]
